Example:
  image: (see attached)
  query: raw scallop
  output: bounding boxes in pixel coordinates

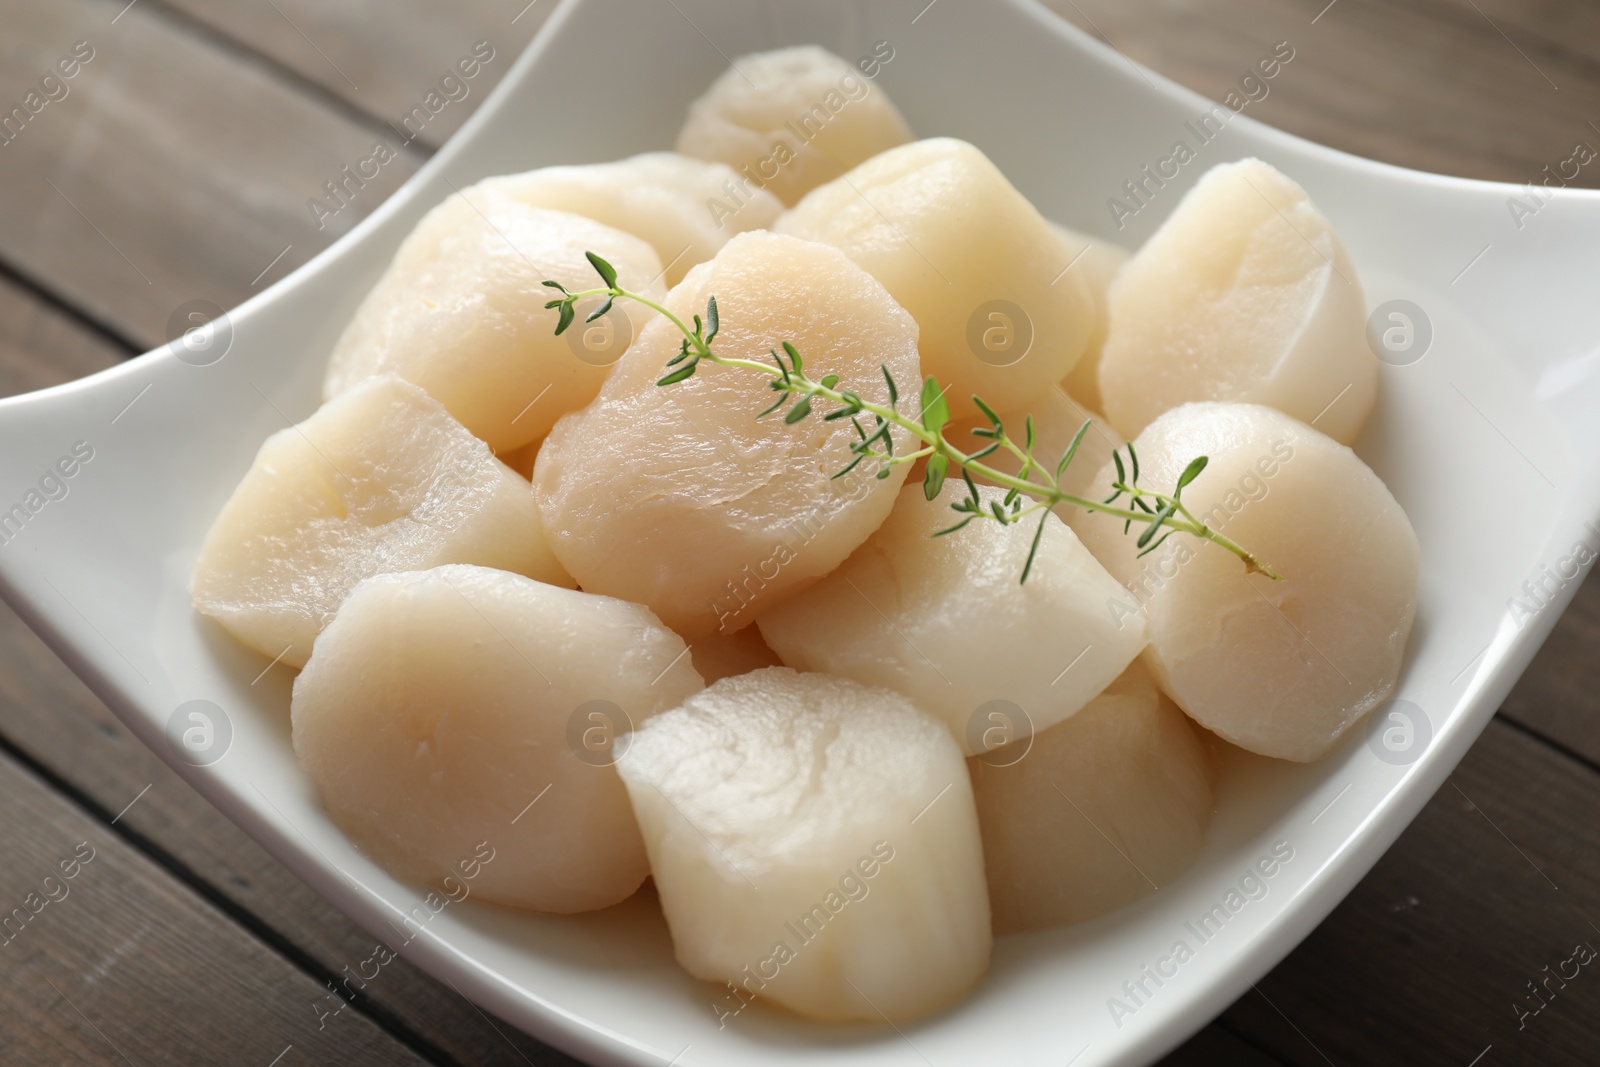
[323,186,665,453]
[533,230,920,639]
[942,382,1124,512]
[292,564,702,913]
[496,440,538,480]
[676,46,912,206]
[1097,159,1375,444]
[758,481,1146,753]
[778,138,1095,419]
[483,152,782,285]
[192,376,569,668]
[970,660,1211,932]
[1051,223,1129,413]
[616,667,990,1021]
[688,626,783,684]
[1070,402,1418,761]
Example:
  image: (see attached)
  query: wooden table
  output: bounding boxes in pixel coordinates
[0,1,1595,1064]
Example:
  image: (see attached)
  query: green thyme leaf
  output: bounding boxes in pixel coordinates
[920,376,951,435]
[1136,501,1177,548]
[923,454,949,500]
[1056,420,1092,479]
[933,515,976,537]
[833,453,866,479]
[586,251,618,288]
[1136,529,1176,558]
[657,363,696,386]
[1175,455,1209,496]
[972,395,1002,430]
[1019,511,1049,584]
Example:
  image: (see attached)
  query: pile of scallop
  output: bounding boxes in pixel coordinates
[192,46,1418,1023]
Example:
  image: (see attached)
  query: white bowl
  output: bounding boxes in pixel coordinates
[2,0,1597,1064]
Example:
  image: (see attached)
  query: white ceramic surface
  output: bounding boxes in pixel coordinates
[2,1,1597,1064]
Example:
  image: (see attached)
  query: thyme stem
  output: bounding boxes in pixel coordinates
[546,262,1282,583]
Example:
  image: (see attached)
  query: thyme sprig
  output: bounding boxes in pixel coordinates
[544,253,1281,584]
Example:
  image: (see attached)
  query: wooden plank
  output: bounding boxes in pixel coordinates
[1045,0,1600,188]
[0,274,126,387]
[1501,571,1600,767]
[0,272,581,1067]
[0,744,432,1067]
[1216,719,1600,1066]
[1159,1024,1286,1066]
[152,0,549,152]
[0,0,423,349]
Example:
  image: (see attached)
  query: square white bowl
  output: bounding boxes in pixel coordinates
[2,0,1597,1064]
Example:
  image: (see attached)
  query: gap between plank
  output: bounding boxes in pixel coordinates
[1492,711,1600,779]
[0,728,468,1067]
[131,0,443,158]
[0,252,146,357]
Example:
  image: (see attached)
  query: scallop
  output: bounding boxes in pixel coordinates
[1098,159,1375,444]
[970,660,1211,933]
[616,667,990,1022]
[942,382,1124,513]
[675,45,913,206]
[757,481,1147,754]
[322,186,665,453]
[292,564,703,914]
[778,138,1096,419]
[191,377,570,668]
[1070,402,1418,762]
[533,230,920,639]
[1051,223,1129,413]
[688,626,782,684]
[482,152,783,285]
[496,440,538,481]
